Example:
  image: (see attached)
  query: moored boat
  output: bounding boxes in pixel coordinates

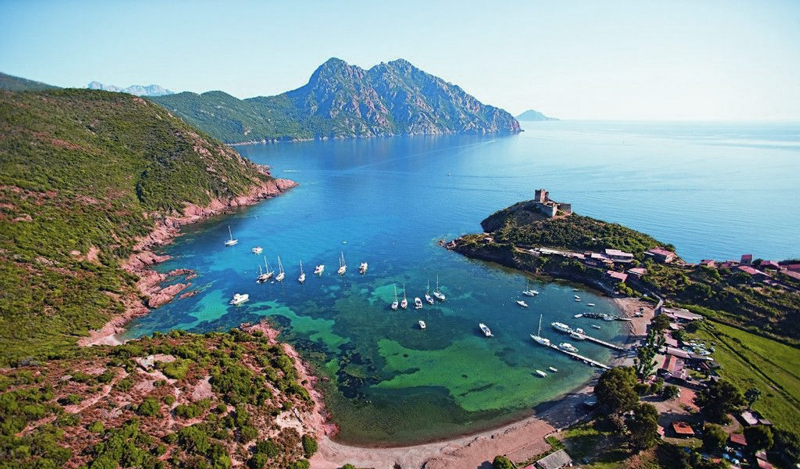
[425,280,434,305]
[224,226,238,247]
[516,300,529,308]
[400,284,408,309]
[587,303,595,307]
[359,262,368,274]
[548,366,558,373]
[535,370,547,377]
[531,314,550,346]
[433,275,446,301]
[419,320,426,330]
[275,256,285,282]
[414,297,423,309]
[551,322,571,333]
[391,284,399,311]
[314,264,324,275]
[229,293,249,305]
[257,256,273,282]
[252,246,263,254]
[559,342,579,353]
[298,261,305,283]
[338,252,347,275]
[570,331,586,341]
[479,322,493,337]
[591,325,602,330]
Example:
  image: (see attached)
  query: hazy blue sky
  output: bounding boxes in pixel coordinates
[2,0,799,120]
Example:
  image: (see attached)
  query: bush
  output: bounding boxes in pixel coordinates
[88,421,105,433]
[702,423,727,453]
[287,461,310,469]
[302,434,318,458]
[248,453,269,469]
[137,397,160,417]
[254,439,280,458]
[492,455,514,469]
[662,385,680,400]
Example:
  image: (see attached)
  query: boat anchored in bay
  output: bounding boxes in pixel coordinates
[224,226,238,247]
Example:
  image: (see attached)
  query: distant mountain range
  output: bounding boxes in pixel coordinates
[88,81,174,96]
[152,58,521,143]
[516,109,558,121]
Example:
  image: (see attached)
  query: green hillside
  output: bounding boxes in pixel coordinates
[0,72,59,92]
[0,88,274,365]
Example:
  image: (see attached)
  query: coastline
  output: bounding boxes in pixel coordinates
[78,174,297,347]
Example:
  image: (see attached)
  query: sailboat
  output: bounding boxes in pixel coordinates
[433,275,446,301]
[338,252,347,275]
[314,264,325,275]
[522,279,539,297]
[224,226,238,247]
[425,280,434,305]
[298,261,306,283]
[516,300,529,308]
[400,284,408,309]
[530,314,550,346]
[275,256,285,282]
[257,256,273,282]
[359,262,368,274]
[391,284,399,311]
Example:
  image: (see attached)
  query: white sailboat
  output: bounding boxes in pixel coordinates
[530,314,550,346]
[400,284,408,309]
[359,262,368,274]
[522,279,539,297]
[433,275,446,301]
[425,280,434,305]
[224,226,238,247]
[298,261,306,283]
[257,256,273,282]
[275,256,285,282]
[516,300,529,308]
[414,297,423,309]
[314,264,325,275]
[391,284,399,311]
[338,252,347,275]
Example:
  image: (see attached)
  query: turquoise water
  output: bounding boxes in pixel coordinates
[124,120,800,444]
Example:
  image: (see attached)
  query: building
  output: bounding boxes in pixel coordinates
[660,354,687,380]
[700,259,717,268]
[536,449,573,469]
[663,307,703,322]
[671,421,695,438]
[627,267,647,278]
[729,432,747,448]
[605,270,628,284]
[741,254,753,265]
[605,248,634,263]
[760,260,780,270]
[738,265,770,281]
[532,189,573,218]
[647,247,677,263]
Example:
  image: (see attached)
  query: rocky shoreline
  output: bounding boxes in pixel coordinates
[78,175,297,347]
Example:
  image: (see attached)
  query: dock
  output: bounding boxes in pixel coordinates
[583,334,624,351]
[546,344,611,370]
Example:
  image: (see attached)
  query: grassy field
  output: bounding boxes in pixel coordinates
[692,320,800,436]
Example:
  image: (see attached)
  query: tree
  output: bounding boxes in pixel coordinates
[492,455,514,469]
[136,398,160,417]
[702,423,728,453]
[302,435,318,458]
[744,426,774,451]
[745,387,762,410]
[662,384,680,400]
[595,367,639,415]
[695,380,745,423]
[635,330,666,380]
[627,403,659,451]
[651,314,671,333]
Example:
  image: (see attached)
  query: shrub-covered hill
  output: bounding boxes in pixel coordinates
[480,200,669,256]
[0,72,58,92]
[0,328,318,469]
[0,89,279,365]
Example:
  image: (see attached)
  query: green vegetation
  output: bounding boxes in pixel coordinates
[151,58,520,143]
[595,367,639,417]
[701,423,727,453]
[0,72,58,92]
[0,88,274,365]
[492,455,514,469]
[0,328,315,468]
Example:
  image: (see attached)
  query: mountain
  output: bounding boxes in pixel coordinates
[516,109,558,121]
[152,58,521,143]
[0,88,291,365]
[0,71,59,92]
[88,81,174,96]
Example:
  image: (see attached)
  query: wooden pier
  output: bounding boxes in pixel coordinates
[546,344,611,370]
[582,334,624,351]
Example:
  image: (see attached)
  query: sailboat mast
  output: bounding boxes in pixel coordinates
[538,314,542,336]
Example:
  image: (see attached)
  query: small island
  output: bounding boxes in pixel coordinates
[516,109,559,121]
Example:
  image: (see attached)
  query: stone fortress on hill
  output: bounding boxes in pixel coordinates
[533,189,572,218]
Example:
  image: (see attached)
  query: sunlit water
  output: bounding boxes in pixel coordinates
[124,120,800,444]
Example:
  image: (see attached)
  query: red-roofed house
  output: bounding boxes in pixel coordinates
[760,260,780,270]
[756,459,773,469]
[671,421,695,438]
[700,259,717,268]
[605,270,628,284]
[738,265,769,280]
[741,254,753,265]
[729,432,747,447]
[647,247,676,263]
[605,248,634,263]
[784,263,800,272]
[627,267,647,278]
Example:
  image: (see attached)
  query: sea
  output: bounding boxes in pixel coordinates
[124,120,800,445]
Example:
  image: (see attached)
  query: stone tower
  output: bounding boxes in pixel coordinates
[534,189,548,203]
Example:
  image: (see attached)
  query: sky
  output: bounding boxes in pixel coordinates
[1,0,800,120]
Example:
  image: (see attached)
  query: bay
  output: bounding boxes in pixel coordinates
[124,120,800,445]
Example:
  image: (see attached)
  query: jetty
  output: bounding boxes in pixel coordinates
[583,334,624,351]
[546,344,611,370]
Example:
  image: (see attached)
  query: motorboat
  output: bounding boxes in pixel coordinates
[548,366,558,373]
[551,322,571,333]
[359,262,368,274]
[559,342,579,353]
[479,323,493,337]
[570,331,586,341]
[433,275,446,301]
[535,370,547,378]
[419,320,426,330]
[314,264,325,275]
[224,226,238,247]
[229,293,249,305]
[574,313,583,318]
[587,303,596,307]
[252,246,263,254]
[591,325,602,330]
[516,300,529,308]
[414,297,423,309]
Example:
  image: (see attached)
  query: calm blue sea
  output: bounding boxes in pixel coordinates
[124,120,800,445]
